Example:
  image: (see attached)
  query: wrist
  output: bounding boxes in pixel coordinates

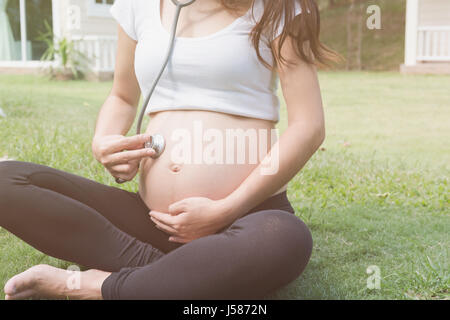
[217,193,247,223]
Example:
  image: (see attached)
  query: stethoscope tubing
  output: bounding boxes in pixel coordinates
[136,0,196,135]
[115,1,197,183]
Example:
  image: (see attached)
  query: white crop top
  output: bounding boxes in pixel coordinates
[110,0,302,122]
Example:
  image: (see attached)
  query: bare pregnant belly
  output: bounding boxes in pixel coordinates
[138,110,287,212]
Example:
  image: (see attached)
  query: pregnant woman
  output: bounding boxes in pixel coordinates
[1,0,335,299]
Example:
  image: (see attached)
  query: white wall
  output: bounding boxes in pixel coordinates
[418,0,450,26]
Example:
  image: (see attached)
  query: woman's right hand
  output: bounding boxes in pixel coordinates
[92,134,155,182]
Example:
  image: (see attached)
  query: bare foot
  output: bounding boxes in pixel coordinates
[3,264,111,300]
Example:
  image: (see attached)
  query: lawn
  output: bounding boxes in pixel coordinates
[0,72,448,300]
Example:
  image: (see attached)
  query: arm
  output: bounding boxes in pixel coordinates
[220,36,326,221]
[92,26,155,181]
[93,25,140,139]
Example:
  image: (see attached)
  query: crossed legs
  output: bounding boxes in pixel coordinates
[0,161,312,299]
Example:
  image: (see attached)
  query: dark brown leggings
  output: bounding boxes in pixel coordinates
[0,160,313,299]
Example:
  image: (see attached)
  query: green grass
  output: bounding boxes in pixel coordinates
[0,72,449,300]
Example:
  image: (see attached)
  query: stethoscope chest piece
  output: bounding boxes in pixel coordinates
[145,134,166,159]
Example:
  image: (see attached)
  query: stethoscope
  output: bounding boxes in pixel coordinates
[116,0,196,184]
[136,0,197,158]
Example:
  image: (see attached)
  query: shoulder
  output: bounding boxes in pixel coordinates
[245,0,304,42]
[110,0,154,41]
[110,0,153,16]
[110,0,138,41]
[111,0,135,12]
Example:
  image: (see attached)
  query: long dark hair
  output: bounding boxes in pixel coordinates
[220,0,339,70]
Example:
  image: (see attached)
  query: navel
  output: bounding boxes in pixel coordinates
[169,163,182,173]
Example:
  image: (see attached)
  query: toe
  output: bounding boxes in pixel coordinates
[4,276,18,296]
[3,265,45,297]
[4,289,36,300]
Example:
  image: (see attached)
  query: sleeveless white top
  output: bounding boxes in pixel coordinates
[110,0,302,122]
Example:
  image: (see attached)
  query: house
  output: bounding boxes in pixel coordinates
[402,0,450,74]
[3,0,448,77]
[0,0,118,80]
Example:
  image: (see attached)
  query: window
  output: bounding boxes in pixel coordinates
[87,0,114,17]
[1,0,53,62]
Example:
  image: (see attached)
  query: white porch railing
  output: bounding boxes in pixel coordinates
[417,26,450,62]
[72,35,117,72]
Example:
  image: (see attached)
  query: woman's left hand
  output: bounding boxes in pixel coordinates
[149,197,235,244]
